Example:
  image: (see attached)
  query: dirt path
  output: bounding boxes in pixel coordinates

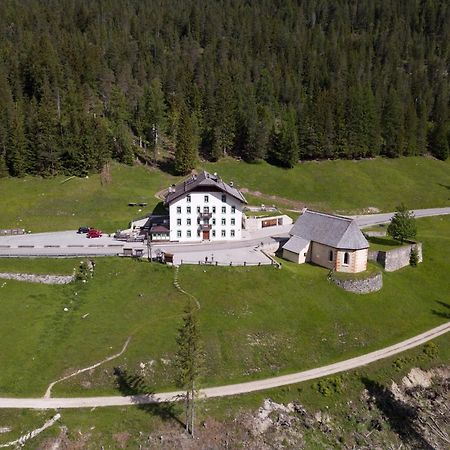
[0,414,60,448]
[1,322,448,409]
[44,337,132,398]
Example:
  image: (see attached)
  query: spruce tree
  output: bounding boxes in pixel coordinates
[175,105,196,175]
[6,102,27,176]
[175,301,203,437]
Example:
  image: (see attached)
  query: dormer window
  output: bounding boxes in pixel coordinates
[222,194,226,202]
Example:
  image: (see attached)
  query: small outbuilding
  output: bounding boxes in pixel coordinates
[282,209,369,273]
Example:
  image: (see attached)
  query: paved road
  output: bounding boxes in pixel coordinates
[0,207,448,259]
[0,322,448,409]
[350,207,450,227]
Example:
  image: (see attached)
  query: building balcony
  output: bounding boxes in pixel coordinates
[199,212,212,219]
[199,224,212,231]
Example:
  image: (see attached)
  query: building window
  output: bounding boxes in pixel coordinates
[212,218,216,225]
[197,230,201,237]
[187,230,191,237]
[221,230,226,237]
[328,250,333,262]
[187,218,191,225]
[343,252,350,265]
[177,206,181,214]
[222,194,226,202]
[187,206,191,214]
[203,206,209,213]
[177,230,181,238]
[231,218,235,226]
[231,229,235,237]
[222,206,226,213]
[221,218,226,225]
[177,218,181,226]
[197,206,201,213]
[212,206,216,214]
[204,195,209,203]
[231,206,236,213]
[197,217,200,224]
[212,230,216,237]
[186,194,191,203]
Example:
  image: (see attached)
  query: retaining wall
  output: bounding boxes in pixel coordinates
[331,272,383,294]
[368,241,422,272]
[0,273,74,284]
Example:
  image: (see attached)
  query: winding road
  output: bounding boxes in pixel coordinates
[0,322,448,409]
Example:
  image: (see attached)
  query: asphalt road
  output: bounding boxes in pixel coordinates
[350,207,450,227]
[0,207,448,259]
[0,321,448,409]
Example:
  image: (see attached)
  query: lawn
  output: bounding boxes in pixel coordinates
[0,163,176,233]
[0,156,449,234]
[367,235,406,252]
[0,216,448,400]
[205,156,450,213]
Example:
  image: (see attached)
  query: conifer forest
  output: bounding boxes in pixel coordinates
[0,0,448,177]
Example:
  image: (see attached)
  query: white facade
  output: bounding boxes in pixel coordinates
[168,191,244,242]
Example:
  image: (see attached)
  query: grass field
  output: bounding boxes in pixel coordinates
[0,332,448,448]
[206,156,450,212]
[0,164,176,233]
[0,216,448,400]
[0,156,448,233]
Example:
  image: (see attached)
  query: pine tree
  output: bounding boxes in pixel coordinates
[175,105,196,175]
[429,122,449,161]
[175,301,203,437]
[382,89,405,157]
[6,102,27,176]
[268,106,299,167]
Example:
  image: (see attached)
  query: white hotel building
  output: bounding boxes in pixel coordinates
[164,171,247,242]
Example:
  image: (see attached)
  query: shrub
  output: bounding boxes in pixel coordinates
[314,376,343,396]
[409,247,419,266]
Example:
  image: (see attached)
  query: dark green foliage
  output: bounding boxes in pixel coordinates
[429,122,449,161]
[0,0,448,176]
[387,204,417,243]
[175,105,197,175]
[175,301,203,436]
[409,247,419,267]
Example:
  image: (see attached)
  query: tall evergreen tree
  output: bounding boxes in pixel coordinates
[6,102,27,176]
[175,301,203,437]
[175,105,196,175]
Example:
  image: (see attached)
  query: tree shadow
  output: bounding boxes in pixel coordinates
[361,377,433,450]
[151,201,169,216]
[432,300,450,319]
[157,157,177,176]
[114,367,185,428]
[437,183,450,191]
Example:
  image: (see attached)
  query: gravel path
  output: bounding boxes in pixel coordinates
[0,322,448,409]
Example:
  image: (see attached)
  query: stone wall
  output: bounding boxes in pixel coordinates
[368,241,422,272]
[331,272,383,294]
[0,273,74,284]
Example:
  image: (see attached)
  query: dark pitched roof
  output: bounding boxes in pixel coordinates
[289,209,369,250]
[164,171,247,205]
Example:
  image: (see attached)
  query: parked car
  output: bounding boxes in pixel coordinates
[87,228,102,238]
[77,226,91,234]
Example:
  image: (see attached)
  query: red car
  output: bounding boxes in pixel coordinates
[87,228,102,238]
